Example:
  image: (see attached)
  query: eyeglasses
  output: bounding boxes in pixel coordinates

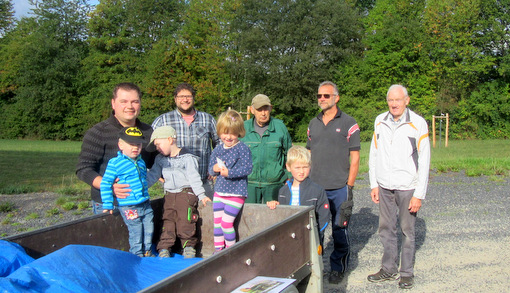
[176,95,193,100]
[316,94,336,99]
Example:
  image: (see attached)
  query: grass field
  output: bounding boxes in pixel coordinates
[0,140,84,194]
[0,138,509,194]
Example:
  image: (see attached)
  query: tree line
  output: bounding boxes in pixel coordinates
[0,0,508,142]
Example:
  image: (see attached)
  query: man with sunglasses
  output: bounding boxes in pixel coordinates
[306,81,360,285]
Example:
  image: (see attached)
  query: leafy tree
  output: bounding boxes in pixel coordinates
[145,0,240,120]
[0,18,34,137]
[0,0,15,102]
[0,0,14,36]
[423,0,494,113]
[477,0,510,82]
[337,0,435,140]
[78,0,183,131]
[453,80,510,139]
[0,0,90,139]
[230,0,363,140]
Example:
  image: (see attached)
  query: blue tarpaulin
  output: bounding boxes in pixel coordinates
[0,240,201,292]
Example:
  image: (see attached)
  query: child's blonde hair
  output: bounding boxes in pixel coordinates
[286,145,311,166]
[216,109,246,137]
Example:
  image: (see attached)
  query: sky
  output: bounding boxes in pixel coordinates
[13,0,100,19]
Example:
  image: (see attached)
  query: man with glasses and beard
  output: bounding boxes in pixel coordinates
[150,83,220,200]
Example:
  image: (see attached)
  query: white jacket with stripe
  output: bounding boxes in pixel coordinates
[369,109,431,199]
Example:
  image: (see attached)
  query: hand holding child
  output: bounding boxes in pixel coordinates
[113,178,131,199]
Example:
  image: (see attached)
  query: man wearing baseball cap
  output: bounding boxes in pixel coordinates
[240,94,292,204]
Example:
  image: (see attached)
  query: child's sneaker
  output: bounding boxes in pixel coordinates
[144,250,155,257]
[182,246,196,259]
[158,249,170,258]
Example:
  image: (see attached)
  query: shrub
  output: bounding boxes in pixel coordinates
[25,213,40,220]
[77,202,89,210]
[62,202,77,211]
[45,208,60,217]
[0,201,15,213]
[55,196,68,206]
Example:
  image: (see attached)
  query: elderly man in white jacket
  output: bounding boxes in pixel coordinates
[367,84,431,290]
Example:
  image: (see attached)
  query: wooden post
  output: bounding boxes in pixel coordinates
[246,106,251,120]
[445,113,449,147]
[432,115,436,148]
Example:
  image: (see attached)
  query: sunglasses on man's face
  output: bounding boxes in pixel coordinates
[316,94,336,99]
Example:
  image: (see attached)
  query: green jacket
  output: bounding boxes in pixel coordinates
[241,117,292,187]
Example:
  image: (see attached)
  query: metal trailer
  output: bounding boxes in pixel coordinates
[5,200,324,292]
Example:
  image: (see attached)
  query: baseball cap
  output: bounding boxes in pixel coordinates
[146,126,177,151]
[251,94,271,109]
[118,127,146,144]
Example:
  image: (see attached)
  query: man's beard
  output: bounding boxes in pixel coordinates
[178,106,195,115]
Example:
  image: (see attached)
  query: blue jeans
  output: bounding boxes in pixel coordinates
[326,186,350,273]
[91,200,117,215]
[118,201,154,256]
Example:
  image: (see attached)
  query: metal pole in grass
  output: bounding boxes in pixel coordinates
[432,114,449,148]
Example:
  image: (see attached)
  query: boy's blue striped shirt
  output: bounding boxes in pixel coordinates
[100,151,150,210]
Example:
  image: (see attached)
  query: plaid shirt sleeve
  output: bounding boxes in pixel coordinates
[152,110,218,180]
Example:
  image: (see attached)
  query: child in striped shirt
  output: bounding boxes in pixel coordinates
[100,127,154,258]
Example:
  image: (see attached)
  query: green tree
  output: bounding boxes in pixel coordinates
[0,0,90,139]
[78,0,183,131]
[0,18,34,137]
[453,80,510,139]
[477,0,510,82]
[0,0,14,36]
[0,0,16,103]
[423,0,494,113]
[145,0,240,119]
[230,0,363,140]
[337,0,435,141]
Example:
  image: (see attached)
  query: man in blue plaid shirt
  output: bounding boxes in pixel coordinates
[152,83,220,199]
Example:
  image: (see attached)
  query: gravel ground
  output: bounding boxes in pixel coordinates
[0,193,94,237]
[323,172,510,293]
[1,172,509,292]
